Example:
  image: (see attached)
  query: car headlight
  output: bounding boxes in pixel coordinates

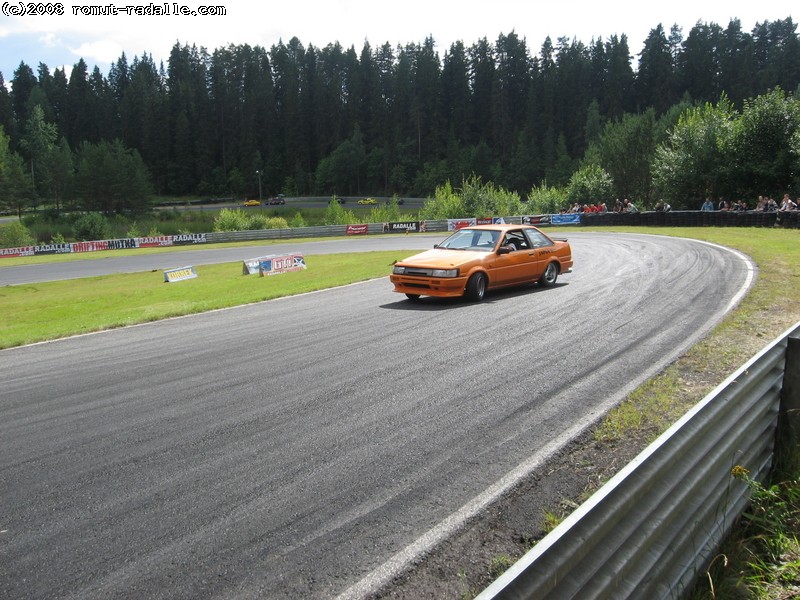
[431,268,459,278]
[392,265,406,274]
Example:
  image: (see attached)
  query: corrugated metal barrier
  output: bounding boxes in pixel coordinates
[476,322,800,600]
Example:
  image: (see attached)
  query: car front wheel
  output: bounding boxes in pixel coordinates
[538,262,559,287]
[465,272,487,302]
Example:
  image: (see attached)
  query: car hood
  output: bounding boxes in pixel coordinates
[397,248,487,268]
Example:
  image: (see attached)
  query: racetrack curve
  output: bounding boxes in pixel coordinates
[0,232,754,599]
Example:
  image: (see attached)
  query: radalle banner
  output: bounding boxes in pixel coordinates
[0,233,209,259]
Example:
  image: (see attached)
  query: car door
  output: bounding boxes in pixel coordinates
[488,230,539,285]
[523,228,556,279]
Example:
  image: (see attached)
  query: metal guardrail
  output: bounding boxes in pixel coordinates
[476,321,800,600]
[205,221,453,243]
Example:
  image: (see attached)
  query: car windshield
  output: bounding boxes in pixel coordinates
[438,229,500,251]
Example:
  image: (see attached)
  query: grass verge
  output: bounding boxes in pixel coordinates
[0,250,409,349]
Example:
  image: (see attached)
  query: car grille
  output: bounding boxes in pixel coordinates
[403,268,436,276]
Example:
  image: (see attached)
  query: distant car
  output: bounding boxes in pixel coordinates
[358,198,377,205]
[390,224,573,302]
[243,199,260,206]
[268,196,286,205]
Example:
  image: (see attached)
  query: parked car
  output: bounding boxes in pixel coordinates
[390,224,573,302]
[357,198,377,205]
[243,199,260,207]
[268,195,286,205]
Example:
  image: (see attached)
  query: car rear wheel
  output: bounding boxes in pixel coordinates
[405,293,420,301]
[465,272,487,302]
[538,262,559,287]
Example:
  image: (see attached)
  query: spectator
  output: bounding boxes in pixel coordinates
[767,197,779,211]
[654,200,671,212]
[701,198,715,211]
[622,198,638,213]
[754,196,766,211]
[780,193,797,211]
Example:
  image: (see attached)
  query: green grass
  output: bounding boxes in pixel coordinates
[0,250,409,349]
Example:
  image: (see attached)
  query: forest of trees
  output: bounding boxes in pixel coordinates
[0,16,799,215]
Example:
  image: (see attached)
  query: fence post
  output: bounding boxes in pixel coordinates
[779,336,800,459]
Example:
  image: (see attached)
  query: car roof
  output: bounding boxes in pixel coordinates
[459,224,540,232]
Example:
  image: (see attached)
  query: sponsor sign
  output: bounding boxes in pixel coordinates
[346,224,369,235]
[447,218,477,231]
[523,215,552,225]
[0,246,35,258]
[242,257,263,275]
[0,233,209,259]
[259,253,307,276]
[383,221,422,233]
[550,214,582,225]
[164,266,198,283]
[31,243,73,255]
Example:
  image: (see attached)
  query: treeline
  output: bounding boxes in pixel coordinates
[0,17,799,213]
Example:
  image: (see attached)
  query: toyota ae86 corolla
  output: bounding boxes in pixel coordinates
[390,224,573,302]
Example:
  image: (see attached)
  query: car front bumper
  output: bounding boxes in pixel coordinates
[390,274,468,298]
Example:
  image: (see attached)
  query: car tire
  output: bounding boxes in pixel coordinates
[405,294,420,301]
[538,262,559,287]
[465,272,487,302]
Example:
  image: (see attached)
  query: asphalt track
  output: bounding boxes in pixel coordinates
[0,232,755,599]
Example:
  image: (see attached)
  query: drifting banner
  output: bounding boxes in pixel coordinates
[164,266,198,283]
[0,233,208,259]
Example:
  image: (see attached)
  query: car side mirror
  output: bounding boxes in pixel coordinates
[497,245,512,255]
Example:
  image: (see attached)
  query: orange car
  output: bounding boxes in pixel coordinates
[390,224,573,302]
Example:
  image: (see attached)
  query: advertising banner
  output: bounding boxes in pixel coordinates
[522,215,552,225]
[0,246,35,258]
[382,221,423,233]
[0,233,209,259]
[259,253,307,276]
[550,214,582,225]
[447,218,477,231]
[163,266,198,283]
[346,224,369,235]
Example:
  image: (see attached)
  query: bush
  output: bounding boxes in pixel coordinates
[323,198,359,225]
[420,181,465,220]
[73,213,110,241]
[289,212,307,228]
[527,182,567,214]
[213,208,251,232]
[0,220,35,248]
[566,164,614,206]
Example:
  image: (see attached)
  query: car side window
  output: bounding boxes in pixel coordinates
[502,230,528,251]
[524,229,554,249]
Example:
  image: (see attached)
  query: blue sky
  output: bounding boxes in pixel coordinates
[0,0,795,84]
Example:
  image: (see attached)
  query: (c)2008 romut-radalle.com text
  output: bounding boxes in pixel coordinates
[0,1,226,16]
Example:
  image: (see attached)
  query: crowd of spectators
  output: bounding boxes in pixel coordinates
[701,194,795,212]
[564,194,796,214]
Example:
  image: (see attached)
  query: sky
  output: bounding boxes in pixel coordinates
[0,0,796,84]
